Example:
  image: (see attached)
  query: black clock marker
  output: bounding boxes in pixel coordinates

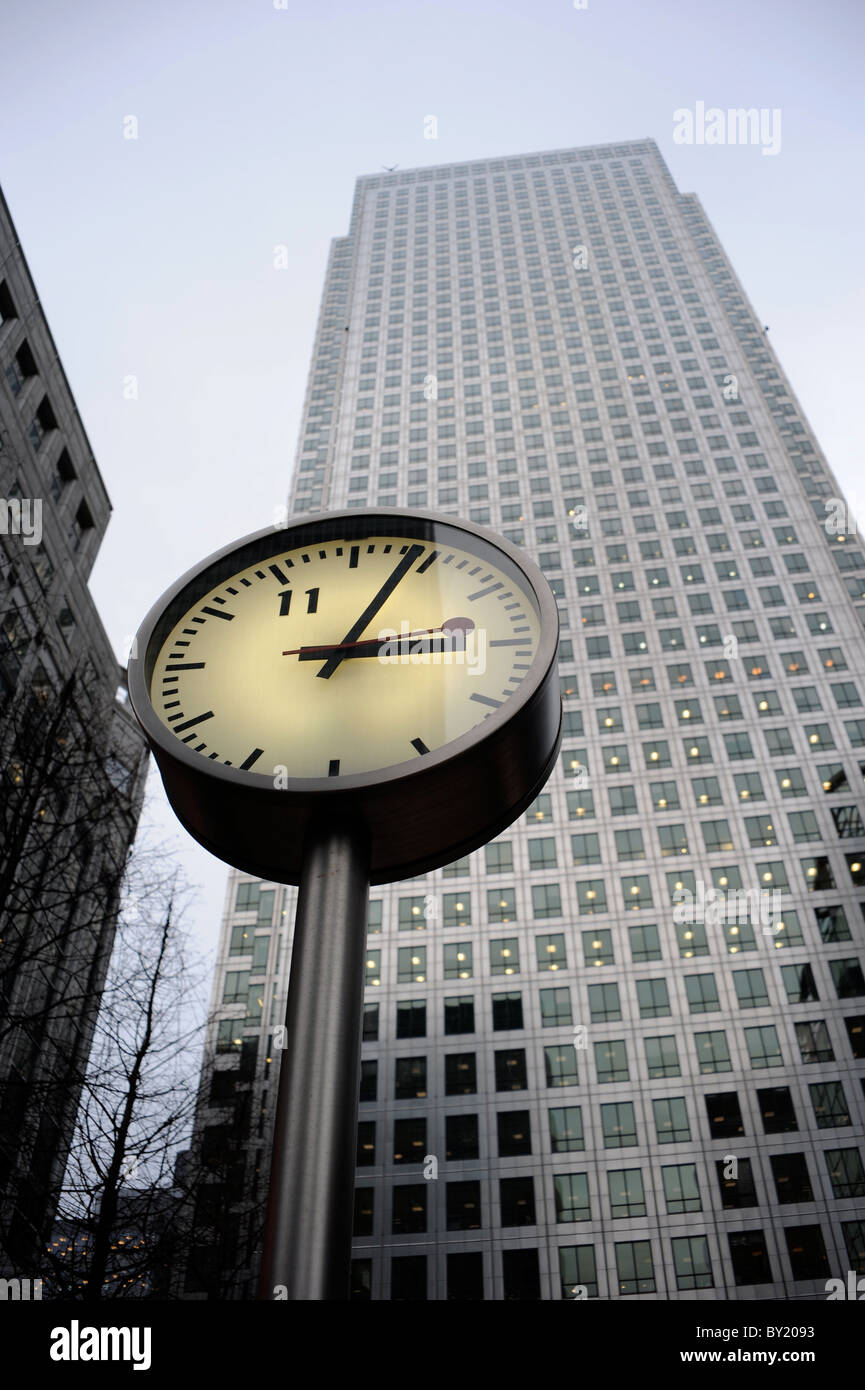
[349,546,359,568]
[411,737,430,755]
[417,550,439,574]
[328,759,340,777]
[165,662,207,671]
[173,710,215,733]
[202,605,234,621]
[470,693,502,709]
[270,563,290,586]
[240,748,265,771]
[468,581,504,601]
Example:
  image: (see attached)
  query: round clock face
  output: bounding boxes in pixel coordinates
[147,516,544,780]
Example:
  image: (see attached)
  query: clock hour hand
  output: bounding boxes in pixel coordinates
[284,617,474,662]
[315,543,425,679]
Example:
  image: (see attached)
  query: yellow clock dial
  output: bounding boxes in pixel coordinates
[150,532,542,778]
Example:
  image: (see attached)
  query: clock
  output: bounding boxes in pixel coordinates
[127,508,561,884]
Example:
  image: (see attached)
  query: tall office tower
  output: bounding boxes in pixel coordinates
[0,187,147,1271]
[188,139,865,1301]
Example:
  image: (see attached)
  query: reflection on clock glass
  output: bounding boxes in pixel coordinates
[151,529,543,778]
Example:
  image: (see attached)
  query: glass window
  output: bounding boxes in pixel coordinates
[540,986,572,1028]
[554,1172,590,1223]
[545,1044,579,1087]
[661,1162,702,1213]
[671,1236,713,1291]
[594,1039,629,1084]
[615,1240,656,1295]
[653,1096,690,1144]
[695,1030,732,1074]
[444,996,474,1034]
[600,1101,638,1148]
[536,932,567,971]
[549,1104,584,1152]
[608,1169,646,1218]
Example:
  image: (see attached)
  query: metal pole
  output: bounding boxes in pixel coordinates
[258,819,370,1300]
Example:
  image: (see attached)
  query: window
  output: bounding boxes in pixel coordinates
[392,1185,426,1234]
[444,996,474,1034]
[532,883,562,919]
[661,1163,701,1213]
[536,932,567,971]
[795,1020,834,1063]
[444,1180,482,1232]
[443,892,472,929]
[490,937,519,976]
[653,1096,690,1144]
[395,1056,426,1099]
[446,1053,477,1095]
[779,962,819,1004]
[554,1173,590,1223]
[728,1231,772,1286]
[543,1038,579,1087]
[830,958,865,998]
[770,1152,813,1204]
[636,978,671,1017]
[396,1000,426,1039]
[495,1049,527,1091]
[685,973,720,1014]
[492,992,523,1031]
[393,1116,427,1165]
[672,1236,713,1291]
[397,945,426,983]
[758,1086,798,1133]
[594,1039,629,1084]
[497,1110,531,1157]
[549,1105,584,1153]
[695,1030,731,1073]
[478,844,511,884]
[559,1246,599,1300]
[615,1241,655,1295]
[487,887,516,923]
[645,1035,680,1079]
[540,986,572,1027]
[809,1080,851,1129]
[629,923,662,962]
[601,1102,638,1148]
[716,1155,758,1208]
[608,1169,646,1218]
[500,1176,535,1227]
[785,1226,829,1281]
[826,1148,865,1198]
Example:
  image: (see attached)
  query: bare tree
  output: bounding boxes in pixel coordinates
[42,838,210,1299]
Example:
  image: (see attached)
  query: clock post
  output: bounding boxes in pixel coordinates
[258,819,371,1301]
[127,508,561,1303]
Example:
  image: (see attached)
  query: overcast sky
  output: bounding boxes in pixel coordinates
[2,0,862,961]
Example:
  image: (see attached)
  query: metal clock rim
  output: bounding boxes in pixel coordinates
[127,505,560,795]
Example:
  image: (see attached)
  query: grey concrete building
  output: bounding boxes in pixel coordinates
[0,185,148,1271]
[189,139,865,1300]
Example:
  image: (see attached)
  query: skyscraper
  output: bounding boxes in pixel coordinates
[188,139,865,1301]
[0,186,148,1270]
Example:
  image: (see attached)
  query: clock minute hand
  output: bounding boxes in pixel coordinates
[315,543,425,679]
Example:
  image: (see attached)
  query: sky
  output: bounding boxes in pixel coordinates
[2,0,863,961]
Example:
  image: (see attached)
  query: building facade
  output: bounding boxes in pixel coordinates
[0,185,148,1270]
[189,139,865,1300]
